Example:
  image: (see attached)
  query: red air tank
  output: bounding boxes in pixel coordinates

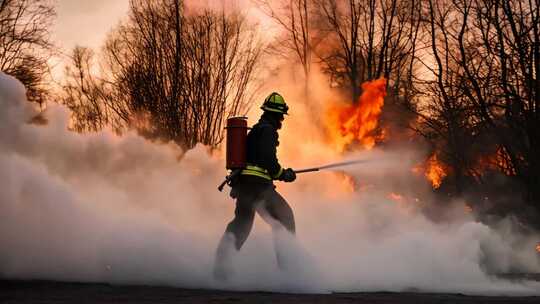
[225,117,248,170]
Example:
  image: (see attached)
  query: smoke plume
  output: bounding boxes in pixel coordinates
[0,72,539,295]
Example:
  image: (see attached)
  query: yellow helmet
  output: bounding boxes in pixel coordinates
[261,92,289,115]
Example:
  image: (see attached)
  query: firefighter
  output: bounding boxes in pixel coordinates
[214,92,297,280]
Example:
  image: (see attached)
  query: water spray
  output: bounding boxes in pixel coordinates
[294,159,373,174]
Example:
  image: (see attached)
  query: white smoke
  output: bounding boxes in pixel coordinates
[0,72,539,295]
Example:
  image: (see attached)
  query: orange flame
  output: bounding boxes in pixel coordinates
[426,154,447,189]
[536,243,540,253]
[326,78,387,152]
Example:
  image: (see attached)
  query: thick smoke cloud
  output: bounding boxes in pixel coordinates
[0,72,539,295]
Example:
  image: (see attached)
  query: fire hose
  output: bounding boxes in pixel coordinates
[218,159,370,191]
[293,159,371,173]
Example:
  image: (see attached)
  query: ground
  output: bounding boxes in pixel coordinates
[1,279,539,304]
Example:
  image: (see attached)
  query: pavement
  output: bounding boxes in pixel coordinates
[1,279,540,304]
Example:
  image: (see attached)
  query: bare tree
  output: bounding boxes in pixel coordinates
[255,0,313,100]
[313,0,422,102]
[408,0,540,221]
[0,0,55,107]
[103,0,187,142]
[61,47,111,132]
[65,0,262,149]
[412,0,481,195]
[179,10,262,147]
[453,0,540,207]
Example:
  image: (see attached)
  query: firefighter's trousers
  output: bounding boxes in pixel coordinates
[214,179,296,279]
[225,180,295,250]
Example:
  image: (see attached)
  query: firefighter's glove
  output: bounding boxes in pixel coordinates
[280,168,296,182]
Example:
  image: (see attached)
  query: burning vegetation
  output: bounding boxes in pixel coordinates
[425,154,448,189]
[323,77,453,193]
[472,147,517,180]
[325,78,387,152]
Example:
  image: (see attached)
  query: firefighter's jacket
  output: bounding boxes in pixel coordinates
[240,115,283,182]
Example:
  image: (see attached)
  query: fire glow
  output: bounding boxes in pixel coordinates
[426,154,447,189]
[474,146,517,178]
[326,78,387,152]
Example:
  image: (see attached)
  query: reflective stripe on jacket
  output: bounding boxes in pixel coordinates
[241,164,283,180]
